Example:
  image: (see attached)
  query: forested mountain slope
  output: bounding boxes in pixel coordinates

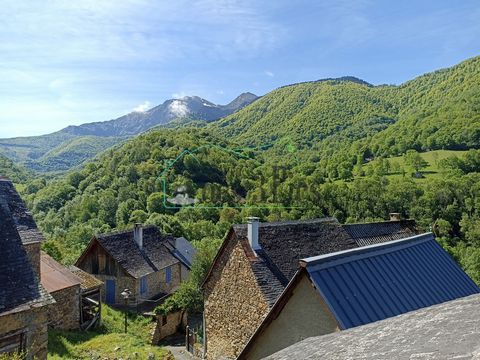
[211,56,480,161]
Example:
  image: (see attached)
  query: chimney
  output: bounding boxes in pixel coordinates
[389,213,401,222]
[247,217,261,251]
[134,223,143,250]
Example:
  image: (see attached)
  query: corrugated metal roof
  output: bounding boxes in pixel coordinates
[302,233,480,330]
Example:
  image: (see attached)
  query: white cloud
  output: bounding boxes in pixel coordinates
[264,70,274,77]
[133,101,151,113]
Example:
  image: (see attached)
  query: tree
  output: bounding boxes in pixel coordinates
[404,150,428,174]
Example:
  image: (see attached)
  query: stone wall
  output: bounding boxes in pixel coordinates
[95,271,136,305]
[151,311,187,344]
[95,262,184,306]
[0,306,49,360]
[47,285,80,330]
[24,242,41,277]
[136,262,183,304]
[204,237,270,359]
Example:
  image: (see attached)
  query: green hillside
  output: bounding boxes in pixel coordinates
[30,136,126,172]
[0,154,32,183]
[16,55,480,289]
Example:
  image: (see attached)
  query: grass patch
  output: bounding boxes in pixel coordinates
[48,305,172,360]
[364,150,468,180]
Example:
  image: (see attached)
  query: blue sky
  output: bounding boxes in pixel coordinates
[1,0,479,138]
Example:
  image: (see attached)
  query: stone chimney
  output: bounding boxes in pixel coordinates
[389,213,401,222]
[247,217,261,251]
[134,223,143,250]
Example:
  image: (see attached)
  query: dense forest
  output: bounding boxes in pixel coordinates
[5,55,480,312]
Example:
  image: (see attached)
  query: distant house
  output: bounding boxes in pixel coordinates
[238,233,480,359]
[202,216,419,359]
[265,294,480,360]
[40,252,81,330]
[0,182,54,359]
[75,224,196,309]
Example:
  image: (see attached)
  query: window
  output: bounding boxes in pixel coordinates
[162,315,167,326]
[165,266,172,284]
[140,276,148,296]
[0,330,25,355]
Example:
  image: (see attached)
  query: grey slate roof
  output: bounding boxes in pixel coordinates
[94,225,181,278]
[0,179,44,244]
[0,199,54,315]
[302,233,479,330]
[342,219,417,246]
[232,218,357,306]
[265,294,480,360]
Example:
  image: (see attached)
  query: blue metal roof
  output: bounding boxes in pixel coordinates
[303,233,480,330]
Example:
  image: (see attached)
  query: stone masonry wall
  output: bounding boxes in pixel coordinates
[0,306,49,360]
[151,311,187,344]
[136,262,183,304]
[204,238,270,359]
[95,263,183,306]
[24,242,41,277]
[47,285,80,330]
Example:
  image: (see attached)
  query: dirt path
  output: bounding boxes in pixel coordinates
[165,344,194,360]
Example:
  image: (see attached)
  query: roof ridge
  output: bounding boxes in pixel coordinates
[95,224,158,238]
[343,219,415,226]
[301,232,433,268]
[233,217,338,228]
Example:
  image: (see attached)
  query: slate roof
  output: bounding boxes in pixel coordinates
[233,218,356,281]
[90,225,181,278]
[266,294,480,360]
[229,218,356,306]
[0,199,54,315]
[342,219,418,246]
[0,179,44,244]
[41,252,81,293]
[68,266,103,291]
[302,233,480,330]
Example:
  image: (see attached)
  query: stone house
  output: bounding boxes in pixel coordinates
[238,233,480,359]
[0,178,93,333]
[202,216,419,359]
[75,224,196,309]
[0,188,54,359]
[40,252,81,330]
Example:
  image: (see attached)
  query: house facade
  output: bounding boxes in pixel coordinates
[238,233,480,359]
[203,216,420,359]
[0,180,54,359]
[76,224,195,309]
